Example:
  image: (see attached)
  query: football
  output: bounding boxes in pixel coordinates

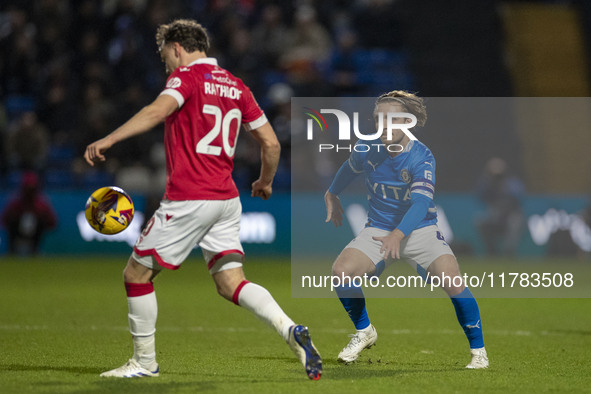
[85,186,135,235]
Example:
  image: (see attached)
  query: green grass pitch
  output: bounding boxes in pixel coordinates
[0,255,590,393]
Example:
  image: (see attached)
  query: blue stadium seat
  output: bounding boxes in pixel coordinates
[263,70,288,89]
[3,95,36,118]
[47,146,76,169]
[45,169,75,189]
[357,49,414,94]
[6,171,23,190]
[82,170,115,189]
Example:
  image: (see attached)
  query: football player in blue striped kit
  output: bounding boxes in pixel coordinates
[324,91,488,368]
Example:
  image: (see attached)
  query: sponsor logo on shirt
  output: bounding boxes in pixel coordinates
[166,77,182,89]
[370,181,411,201]
[400,169,411,183]
[211,74,237,86]
[368,160,379,171]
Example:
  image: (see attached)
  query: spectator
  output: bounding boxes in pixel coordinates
[0,103,7,175]
[353,0,403,49]
[475,157,525,256]
[2,0,419,192]
[281,5,332,68]
[0,6,38,96]
[5,111,50,171]
[279,5,333,96]
[1,171,57,255]
[328,30,364,95]
[223,28,261,91]
[79,82,116,150]
[250,4,290,69]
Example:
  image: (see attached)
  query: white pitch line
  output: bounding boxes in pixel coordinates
[0,324,553,337]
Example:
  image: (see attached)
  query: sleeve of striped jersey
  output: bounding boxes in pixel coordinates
[410,178,435,199]
[328,160,360,195]
[160,88,185,107]
[243,114,268,131]
[410,154,436,200]
[347,147,364,173]
[240,85,266,130]
[396,193,431,237]
[159,70,194,108]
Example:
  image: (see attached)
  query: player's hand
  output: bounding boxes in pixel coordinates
[325,191,344,227]
[84,137,113,166]
[251,179,272,200]
[373,229,405,260]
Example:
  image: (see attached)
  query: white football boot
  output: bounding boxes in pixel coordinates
[338,324,378,363]
[466,347,489,369]
[100,358,160,378]
[287,325,323,380]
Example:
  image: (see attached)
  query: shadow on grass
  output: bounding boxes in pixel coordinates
[0,363,101,374]
[245,355,454,380]
[0,359,463,391]
[322,362,453,380]
[93,380,219,393]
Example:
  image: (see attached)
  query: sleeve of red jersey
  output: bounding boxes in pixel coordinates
[240,85,268,131]
[159,69,194,108]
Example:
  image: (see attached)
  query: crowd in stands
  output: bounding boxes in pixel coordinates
[0,0,410,195]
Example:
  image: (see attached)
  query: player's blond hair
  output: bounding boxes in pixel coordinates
[156,19,210,53]
[375,91,427,127]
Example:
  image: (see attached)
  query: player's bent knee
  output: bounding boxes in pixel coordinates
[215,284,233,300]
[332,253,355,277]
[332,262,357,278]
[331,261,345,278]
[207,252,244,275]
[123,256,157,284]
[445,284,466,297]
[123,258,139,283]
[332,248,375,278]
[212,265,246,301]
[428,254,465,296]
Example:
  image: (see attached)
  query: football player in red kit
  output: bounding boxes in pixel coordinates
[84,19,321,380]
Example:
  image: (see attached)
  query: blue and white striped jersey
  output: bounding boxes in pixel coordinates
[347,139,438,232]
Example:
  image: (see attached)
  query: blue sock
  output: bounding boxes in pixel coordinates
[450,288,484,349]
[335,285,370,330]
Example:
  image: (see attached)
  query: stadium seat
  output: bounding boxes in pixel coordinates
[47,145,76,169]
[3,95,36,117]
[45,169,75,189]
[356,49,414,95]
[82,170,115,189]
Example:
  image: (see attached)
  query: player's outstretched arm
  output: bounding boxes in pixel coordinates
[324,159,360,227]
[249,122,280,200]
[324,191,344,227]
[84,94,178,166]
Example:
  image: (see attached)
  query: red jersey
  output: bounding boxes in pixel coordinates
[159,58,267,200]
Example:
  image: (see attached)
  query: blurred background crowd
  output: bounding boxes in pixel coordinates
[3,0,591,193]
[0,0,436,194]
[1,0,591,255]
